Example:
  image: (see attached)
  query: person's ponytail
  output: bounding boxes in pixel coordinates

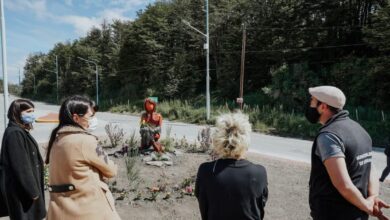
[45,125,62,164]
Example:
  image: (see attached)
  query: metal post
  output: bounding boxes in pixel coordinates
[77,57,99,106]
[55,55,59,103]
[0,0,9,130]
[33,74,36,94]
[239,23,247,110]
[181,5,210,120]
[95,64,99,106]
[205,0,210,120]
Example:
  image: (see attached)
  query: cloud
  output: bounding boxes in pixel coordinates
[56,10,131,36]
[55,6,139,36]
[99,8,130,21]
[64,0,73,6]
[6,0,47,18]
[75,0,147,8]
[109,0,147,7]
[57,15,100,36]
[6,0,154,37]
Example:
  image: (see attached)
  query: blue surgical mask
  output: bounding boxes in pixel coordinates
[21,112,36,124]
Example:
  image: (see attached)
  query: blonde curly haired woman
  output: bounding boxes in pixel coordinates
[195,112,268,220]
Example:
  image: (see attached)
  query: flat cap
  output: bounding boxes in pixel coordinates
[309,86,346,109]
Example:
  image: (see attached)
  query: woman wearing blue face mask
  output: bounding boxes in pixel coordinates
[0,99,46,220]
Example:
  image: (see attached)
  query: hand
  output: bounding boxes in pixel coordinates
[375,197,390,209]
[366,196,375,215]
[373,197,390,220]
[376,214,389,220]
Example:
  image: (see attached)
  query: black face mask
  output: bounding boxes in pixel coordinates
[305,106,320,124]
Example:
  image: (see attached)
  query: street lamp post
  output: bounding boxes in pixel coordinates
[56,55,59,102]
[44,55,59,103]
[0,0,9,130]
[181,0,210,120]
[78,57,99,106]
[31,73,36,94]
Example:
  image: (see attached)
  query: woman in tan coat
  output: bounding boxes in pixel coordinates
[46,95,121,220]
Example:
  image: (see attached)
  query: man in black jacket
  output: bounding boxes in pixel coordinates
[306,86,389,220]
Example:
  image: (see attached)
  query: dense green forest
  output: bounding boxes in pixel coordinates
[18,0,390,143]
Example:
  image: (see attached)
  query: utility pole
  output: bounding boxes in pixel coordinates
[239,23,247,110]
[205,0,210,120]
[95,64,98,106]
[0,0,9,130]
[43,55,59,103]
[32,73,36,94]
[77,57,99,106]
[55,55,59,103]
[19,68,21,85]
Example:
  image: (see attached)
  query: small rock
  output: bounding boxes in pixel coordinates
[151,152,159,161]
[160,153,172,161]
[173,184,180,191]
[116,195,125,201]
[173,149,184,156]
[163,193,171,200]
[146,161,164,167]
[163,161,173,166]
[142,156,153,162]
[150,186,160,192]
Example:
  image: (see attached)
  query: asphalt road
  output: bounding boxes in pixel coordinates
[0,94,387,175]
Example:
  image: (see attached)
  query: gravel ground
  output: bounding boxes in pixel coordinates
[1,151,390,220]
[111,152,390,220]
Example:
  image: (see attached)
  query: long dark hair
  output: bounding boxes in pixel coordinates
[7,99,35,129]
[46,95,93,164]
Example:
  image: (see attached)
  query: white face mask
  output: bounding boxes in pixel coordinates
[87,117,98,132]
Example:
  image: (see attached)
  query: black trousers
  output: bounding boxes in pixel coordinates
[310,199,368,220]
[380,156,390,182]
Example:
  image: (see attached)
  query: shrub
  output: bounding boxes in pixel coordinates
[160,125,174,152]
[125,157,140,191]
[125,129,140,157]
[105,123,125,148]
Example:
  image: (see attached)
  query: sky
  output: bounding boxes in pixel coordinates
[1,0,155,84]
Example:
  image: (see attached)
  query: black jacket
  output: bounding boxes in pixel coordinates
[0,121,46,220]
[195,159,268,220]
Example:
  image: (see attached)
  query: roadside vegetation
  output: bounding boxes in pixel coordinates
[109,96,390,146]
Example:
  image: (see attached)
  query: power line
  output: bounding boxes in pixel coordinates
[216,43,375,54]
[244,25,370,31]
[100,67,217,75]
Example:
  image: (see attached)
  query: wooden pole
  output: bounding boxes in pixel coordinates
[239,23,247,110]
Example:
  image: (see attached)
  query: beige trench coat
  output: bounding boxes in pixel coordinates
[47,126,121,220]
